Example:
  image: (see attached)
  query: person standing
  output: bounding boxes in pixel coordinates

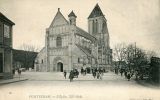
[135,70,138,80]
[120,68,123,76]
[63,70,67,79]
[124,70,127,78]
[12,68,15,75]
[92,70,96,78]
[127,72,131,81]
[18,68,21,75]
[81,67,84,75]
[97,71,100,79]
[83,68,86,76]
[99,72,103,80]
[17,68,21,80]
[69,70,74,82]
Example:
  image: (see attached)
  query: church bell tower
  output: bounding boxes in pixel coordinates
[88,3,111,66]
[68,10,77,26]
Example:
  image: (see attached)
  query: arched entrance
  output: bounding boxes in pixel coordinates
[57,62,63,72]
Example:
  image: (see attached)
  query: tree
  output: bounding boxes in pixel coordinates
[125,44,135,70]
[13,49,38,70]
[113,43,127,68]
[113,43,148,68]
[113,42,157,80]
[20,43,40,52]
[125,43,148,70]
[16,43,39,69]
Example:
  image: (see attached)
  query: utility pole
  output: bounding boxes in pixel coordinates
[135,42,137,70]
[135,42,136,57]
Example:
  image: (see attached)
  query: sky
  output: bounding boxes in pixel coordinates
[0,0,160,56]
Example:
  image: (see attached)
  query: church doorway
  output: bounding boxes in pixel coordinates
[0,53,3,73]
[57,62,63,72]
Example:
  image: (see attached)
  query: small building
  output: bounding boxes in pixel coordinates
[0,12,15,79]
[34,47,47,71]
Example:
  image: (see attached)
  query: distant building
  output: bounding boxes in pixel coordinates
[34,47,47,71]
[0,12,15,79]
[150,57,160,84]
[35,4,112,72]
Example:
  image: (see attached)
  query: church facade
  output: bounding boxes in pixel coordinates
[34,4,112,72]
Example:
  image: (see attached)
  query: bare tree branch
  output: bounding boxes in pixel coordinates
[19,43,40,52]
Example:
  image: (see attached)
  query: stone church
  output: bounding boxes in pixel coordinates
[34,4,112,72]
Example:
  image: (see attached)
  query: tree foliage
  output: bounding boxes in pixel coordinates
[113,43,156,71]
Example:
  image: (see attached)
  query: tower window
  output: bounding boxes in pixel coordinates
[56,36,62,47]
[95,20,98,33]
[93,20,98,34]
[92,20,94,33]
[78,58,80,63]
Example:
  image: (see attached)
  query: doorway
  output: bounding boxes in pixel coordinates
[0,53,3,73]
[57,62,63,72]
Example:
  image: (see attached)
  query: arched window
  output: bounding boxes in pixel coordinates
[93,20,98,34]
[41,59,43,64]
[92,20,94,33]
[95,20,98,33]
[56,36,62,47]
[78,58,80,63]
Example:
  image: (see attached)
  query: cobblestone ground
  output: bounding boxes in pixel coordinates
[0,71,160,100]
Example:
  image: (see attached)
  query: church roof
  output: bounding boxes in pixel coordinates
[49,8,97,42]
[75,44,93,58]
[68,11,77,18]
[49,8,69,28]
[88,4,104,19]
[76,26,97,42]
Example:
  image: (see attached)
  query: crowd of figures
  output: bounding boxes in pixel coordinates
[114,67,149,81]
[91,68,105,80]
[12,68,22,76]
[115,68,135,81]
[63,67,106,82]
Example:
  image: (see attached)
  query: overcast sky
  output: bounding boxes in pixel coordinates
[0,0,160,56]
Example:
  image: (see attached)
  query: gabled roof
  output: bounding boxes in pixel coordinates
[68,11,77,18]
[88,4,104,19]
[49,8,69,28]
[0,12,15,25]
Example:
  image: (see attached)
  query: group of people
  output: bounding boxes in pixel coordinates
[63,69,79,82]
[80,68,87,76]
[92,68,104,80]
[67,67,143,81]
[64,67,106,82]
[115,68,134,81]
[12,68,22,76]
